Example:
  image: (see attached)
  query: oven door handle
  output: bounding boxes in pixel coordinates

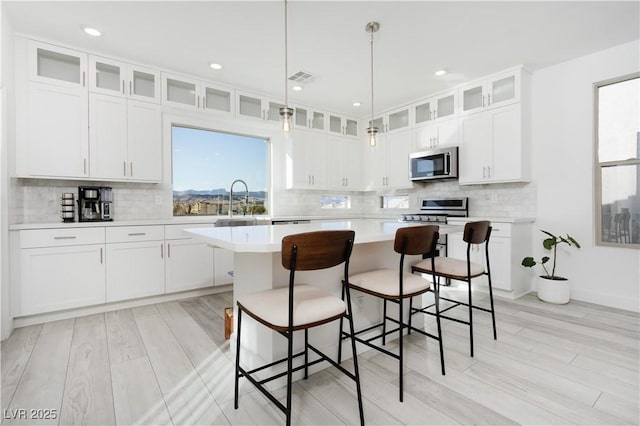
[444,153,450,175]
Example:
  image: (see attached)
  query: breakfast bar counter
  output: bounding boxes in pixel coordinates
[186,219,462,382]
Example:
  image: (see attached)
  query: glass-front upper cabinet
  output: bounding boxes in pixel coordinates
[292,105,326,131]
[29,41,87,89]
[329,114,359,138]
[236,91,283,123]
[163,72,233,114]
[414,90,457,125]
[387,107,410,133]
[459,69,521,115]
[89,56,160,103]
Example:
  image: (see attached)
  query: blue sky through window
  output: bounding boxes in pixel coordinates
[172,126,268,192]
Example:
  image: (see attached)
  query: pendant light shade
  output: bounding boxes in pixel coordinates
[280,0,293,134]
[365,21,379,147]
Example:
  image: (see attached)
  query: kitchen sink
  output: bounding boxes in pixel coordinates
[214,217,259,227]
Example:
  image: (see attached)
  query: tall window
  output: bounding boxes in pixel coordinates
[595,74,639,247]
[172,125,269,216]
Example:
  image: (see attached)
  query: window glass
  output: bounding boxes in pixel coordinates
[172,126,268,216]
[320,196,350,209]
[595,75,639,247]
[381,195,409,209]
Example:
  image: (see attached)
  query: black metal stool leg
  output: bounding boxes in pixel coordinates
[408,296,413,335]
[286,327,294,426]
[382,299,387,345]
[399,297,404,402]
[234,307,243,409]
[345,285,365,426]
[338,283,346,363]
[467,279,474,357]
[434,280,445,375]
[304,329,309,379]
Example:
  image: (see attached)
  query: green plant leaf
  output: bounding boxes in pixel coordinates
[521,257,536,267]
[543,238,556,250]
[567,235,581,248]
[541,230,557,239]
[541,256,550,264]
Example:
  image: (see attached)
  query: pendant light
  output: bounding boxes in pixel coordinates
[365,22,380,147]
[279,0,294,133]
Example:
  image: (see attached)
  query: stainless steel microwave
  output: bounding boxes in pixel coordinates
[409,146,459,181]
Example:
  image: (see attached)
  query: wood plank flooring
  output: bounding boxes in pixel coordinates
[1,288,638,425]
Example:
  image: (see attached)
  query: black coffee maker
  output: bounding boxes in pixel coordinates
[78,186,113,222]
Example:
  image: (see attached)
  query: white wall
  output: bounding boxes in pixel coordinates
[1,3,15,339]
[532,40,640,312]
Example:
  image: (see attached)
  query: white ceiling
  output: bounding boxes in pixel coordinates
[4,1,639,116]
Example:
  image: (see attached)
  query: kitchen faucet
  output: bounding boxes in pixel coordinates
[229,179,249,217]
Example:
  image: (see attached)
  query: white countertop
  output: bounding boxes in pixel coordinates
[185,219,463,253]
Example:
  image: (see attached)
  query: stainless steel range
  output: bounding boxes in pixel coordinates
[398,197,468,257]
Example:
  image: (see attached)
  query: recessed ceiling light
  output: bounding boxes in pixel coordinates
[83,27,101,37]
[209,63,222,70]
[292,85,303,91]
[353,102,362,107]
[434,69,447,76]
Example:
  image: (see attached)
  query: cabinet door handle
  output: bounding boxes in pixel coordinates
[161,244,164,259]
[83,158,87,175]
[100,247,103,264]
[130,162,133,176]
[167,243,171,258]
[312,176,315,184]
[82,71,86,87]
[482,166,486,178]
[129,81,132,95]
[128,232,146,236]
[123,161,127,176]
[487,93,491,105]
[482,95,486,107]
[487,166,491,178]
[197,95,200,108]
[54,236,76,240]
[122,80,125,94]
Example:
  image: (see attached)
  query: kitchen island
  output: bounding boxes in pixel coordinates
[186,219,462,383]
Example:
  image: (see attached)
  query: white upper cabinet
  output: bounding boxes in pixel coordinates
[236,90,284,123]
[163,72,234,115]
[459,69,521,116]
[414,116,459,150]
[363,128,414,191]
[288,128,328,189]
[293,105,327,131]
[90,55,160,103]
[29,41,88,89]
[327,135,362,189]
[413,89,457,126]
[329,114,359,138]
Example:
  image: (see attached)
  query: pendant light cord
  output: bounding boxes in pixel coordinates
[369,28,374,127]
[284,0,288,108]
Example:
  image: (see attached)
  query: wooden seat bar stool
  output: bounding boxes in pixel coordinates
[411,220,496,357]
[339,225,444,402]
[234,230,364,426]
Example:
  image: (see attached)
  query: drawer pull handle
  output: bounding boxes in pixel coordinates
[54,236,76,240]
[128,232,146,236]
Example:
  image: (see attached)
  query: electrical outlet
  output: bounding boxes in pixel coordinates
[155,195,162,205]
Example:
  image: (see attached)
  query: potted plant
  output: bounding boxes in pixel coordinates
[522,230,581,304]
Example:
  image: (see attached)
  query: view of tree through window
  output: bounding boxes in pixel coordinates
[172,126,269,216]
[595,74,639,247]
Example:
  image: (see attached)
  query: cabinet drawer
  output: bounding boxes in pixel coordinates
[165,223,214,240]
[20,227,105,248]
[106,225,164,243]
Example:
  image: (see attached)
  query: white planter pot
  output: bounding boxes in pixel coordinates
[537,275,570,304]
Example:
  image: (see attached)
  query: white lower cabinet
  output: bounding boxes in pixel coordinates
[214,248,234,286]
[446,219,532,297]
[105,226,165,302]
[15,228,105,316]
[165,224,215,293]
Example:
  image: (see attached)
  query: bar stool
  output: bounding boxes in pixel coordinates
[412,220,495,357]
[339,225,444,402]
[234,230,364,426]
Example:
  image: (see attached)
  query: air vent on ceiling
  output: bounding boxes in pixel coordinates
[288,71,315,83]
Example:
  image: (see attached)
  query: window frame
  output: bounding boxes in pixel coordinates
[593,72,640,249]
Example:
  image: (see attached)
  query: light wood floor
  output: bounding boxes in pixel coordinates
[1,287,639,425]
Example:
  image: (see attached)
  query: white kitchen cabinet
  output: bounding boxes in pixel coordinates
[165,224,215,293]
[15,228,105,316]
[105,226,165,302]
[89,94,162,181]
[446,219,532,298]
[162,72,234,115]
[459,69,521,116]
[414,116,459,150]
[413,90,457,125]
[90,55,160,103]
[293,105,327,132]
[18,82,89,178]
[29,41,87,88]
[364,128,414,190]
[214,248,234,286]
[329,113,359,138]
[459,103,528,184]
[288,128,328,189]
[237,90,285,124]
[327,134,362,189]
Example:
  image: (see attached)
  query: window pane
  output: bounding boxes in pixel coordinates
[598,77,640,162]
[320,195,350,209]
[172,126,268,216]
[381,195,409,209]
[600,163,638,244]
